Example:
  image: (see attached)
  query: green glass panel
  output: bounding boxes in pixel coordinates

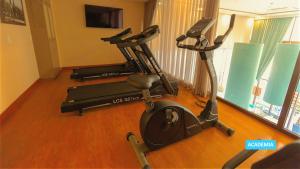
[264,44,300,106]
[225,43,263,109]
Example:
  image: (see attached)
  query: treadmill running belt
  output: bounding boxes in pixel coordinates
[73,64,127,76]
[66,81,140,101]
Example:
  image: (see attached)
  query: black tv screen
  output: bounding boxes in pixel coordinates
[85,5,123,28]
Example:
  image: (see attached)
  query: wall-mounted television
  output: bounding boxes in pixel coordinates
[85,5,123,29]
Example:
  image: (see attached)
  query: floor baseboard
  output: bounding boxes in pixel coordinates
[0,79,40,124]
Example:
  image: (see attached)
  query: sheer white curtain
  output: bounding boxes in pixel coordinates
[149,0,205,85]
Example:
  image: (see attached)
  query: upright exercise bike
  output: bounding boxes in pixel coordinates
[126,14,236,169]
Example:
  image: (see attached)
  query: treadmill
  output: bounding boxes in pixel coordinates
[70,28,144,81]
[61,25,178,115]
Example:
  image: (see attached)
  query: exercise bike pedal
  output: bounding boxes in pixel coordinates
[126,132,151,169]
[195,101,206,108]
[215,121,235,136]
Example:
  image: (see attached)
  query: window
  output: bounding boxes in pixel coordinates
[214,14,300,137]
[214,14,254,98]
[283,17,300,42]
[250,17,300,123]
[285,78,300,136]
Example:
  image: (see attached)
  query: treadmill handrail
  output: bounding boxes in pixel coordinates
[101,28,132,44]
[117,25,160,48]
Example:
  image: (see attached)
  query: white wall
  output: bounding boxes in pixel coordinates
[51,0,145,67]
[0,0,39,113]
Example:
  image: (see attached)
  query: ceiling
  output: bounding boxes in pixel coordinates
[220,0,300,15]
[133,0,299,16]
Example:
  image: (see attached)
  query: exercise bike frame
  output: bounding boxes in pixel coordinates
[126,14,236,169]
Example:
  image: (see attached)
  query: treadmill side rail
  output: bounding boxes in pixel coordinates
[61,80,178,114]
[70,64,137,81]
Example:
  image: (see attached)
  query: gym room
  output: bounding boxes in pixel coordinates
[1,0,300,168]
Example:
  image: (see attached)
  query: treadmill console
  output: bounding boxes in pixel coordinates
[186,18,215,38]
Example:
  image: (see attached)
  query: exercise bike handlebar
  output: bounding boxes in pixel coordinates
[101,28,132,44]
[117,25,160,48]
[214,14,235,45]
[176,14,235,52]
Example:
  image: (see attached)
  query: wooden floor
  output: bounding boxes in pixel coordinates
[0,70,295,168]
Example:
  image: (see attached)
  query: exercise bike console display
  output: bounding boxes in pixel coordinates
[186,18,215,38]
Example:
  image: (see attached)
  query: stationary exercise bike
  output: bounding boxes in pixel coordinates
[126,14,236,169]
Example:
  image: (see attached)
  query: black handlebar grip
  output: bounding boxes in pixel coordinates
[115,28,132,38]
[101,37,110,41]
[141,25,159,37]
[229,14,236,29]
[100,28,132,42]
[224,14,235,37]
[176,35,187,42]
[214,35,224,45]
[214,14,235,45]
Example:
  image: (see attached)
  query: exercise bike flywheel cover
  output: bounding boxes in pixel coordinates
[140,101,185,150]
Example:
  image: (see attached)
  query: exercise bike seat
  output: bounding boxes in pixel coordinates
[127,74,160,89]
